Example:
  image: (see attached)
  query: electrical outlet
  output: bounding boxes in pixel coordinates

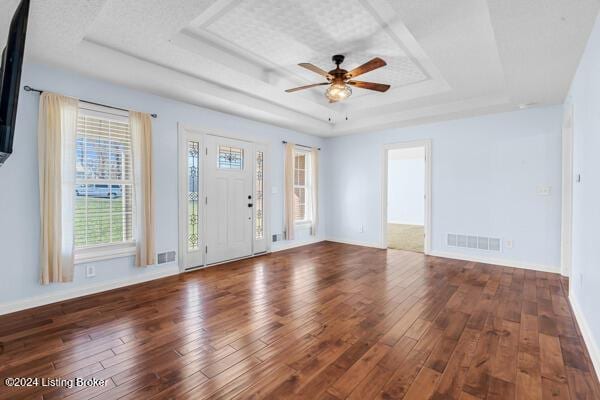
[505,239,513,249]
[85,265,96,278]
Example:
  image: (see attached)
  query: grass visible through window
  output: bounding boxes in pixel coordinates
[74,196,130,247]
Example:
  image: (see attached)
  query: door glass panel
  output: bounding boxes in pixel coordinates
[255,151,264,239]
[218,145,243,169]
[188,141,200,250]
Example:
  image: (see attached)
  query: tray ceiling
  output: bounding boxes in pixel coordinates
[11,0,600,136]
[185,0,430,94]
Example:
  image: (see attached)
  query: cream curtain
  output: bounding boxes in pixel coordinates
[130,111,155,267]
[38,93,79,284]
[284,143,295,240]
[310,148,319,236]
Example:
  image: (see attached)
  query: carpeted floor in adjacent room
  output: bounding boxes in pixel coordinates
[387,223,424,252]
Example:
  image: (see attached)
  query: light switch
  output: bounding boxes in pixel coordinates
[271,186,279,195]
[536,185,552,196]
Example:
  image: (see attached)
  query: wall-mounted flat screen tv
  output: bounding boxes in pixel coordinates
[0,0,30,167]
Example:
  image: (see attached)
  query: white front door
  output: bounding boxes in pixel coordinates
[205,135,254,264]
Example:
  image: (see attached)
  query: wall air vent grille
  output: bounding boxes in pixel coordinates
[157,251,177,264]
[447,233,502,252]
[467,236,478,249]
[477,237,489,250]
[447,234,457,247]
[489,238,501,252]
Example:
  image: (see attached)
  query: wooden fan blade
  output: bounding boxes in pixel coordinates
[346,57,387,79]
[347,80,390,92]
[298,63,333,79]
[285,82,329,93]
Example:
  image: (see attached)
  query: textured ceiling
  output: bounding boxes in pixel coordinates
[190,0,429,94]
[6,0,600,136]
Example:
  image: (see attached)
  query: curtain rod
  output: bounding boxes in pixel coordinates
[282,140,321,151]
[23,86,158,118]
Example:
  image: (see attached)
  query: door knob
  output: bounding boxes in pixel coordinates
[248,203,253,208]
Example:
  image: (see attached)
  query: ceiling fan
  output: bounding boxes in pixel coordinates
[285,55,390,103]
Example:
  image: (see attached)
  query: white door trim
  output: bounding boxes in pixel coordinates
[177,123,271,272]
[561,102,574,277]
[381,139,432,254]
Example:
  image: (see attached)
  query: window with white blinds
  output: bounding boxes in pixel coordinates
[293,150,311,222]
[74,107,134,249]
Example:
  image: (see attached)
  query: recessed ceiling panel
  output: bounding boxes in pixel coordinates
[186,0,429,94]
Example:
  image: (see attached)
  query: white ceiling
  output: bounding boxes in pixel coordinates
[2,0,599,136]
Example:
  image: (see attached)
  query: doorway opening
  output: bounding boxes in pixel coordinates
[382,140,431,253]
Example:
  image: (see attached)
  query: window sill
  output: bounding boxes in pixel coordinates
[75,243,136,264]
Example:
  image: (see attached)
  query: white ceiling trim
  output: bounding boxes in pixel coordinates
[333,94,511,135]
[88,36,335,117]
[361,0,448,88]
[74,39,334,135]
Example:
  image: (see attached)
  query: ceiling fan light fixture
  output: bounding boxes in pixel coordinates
[325,83,352,102]
[286,56,389,101]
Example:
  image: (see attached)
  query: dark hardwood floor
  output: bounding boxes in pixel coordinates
[0,241,598,399]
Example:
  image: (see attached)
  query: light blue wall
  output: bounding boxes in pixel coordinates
[568,12,600,370]
[324,106,563,269]
[0,62,327,306]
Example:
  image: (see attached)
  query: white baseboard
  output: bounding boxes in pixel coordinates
[321,243,558,274]
[0,265,180,316]
[326,237,386,250]
[271,238,324,252]
[569,293,600,380]
[427,251,559,274]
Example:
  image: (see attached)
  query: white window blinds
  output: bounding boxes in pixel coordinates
[74,107,134,248]
[294,151,310,222]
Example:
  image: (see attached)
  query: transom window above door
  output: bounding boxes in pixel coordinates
[218,145,244,169]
